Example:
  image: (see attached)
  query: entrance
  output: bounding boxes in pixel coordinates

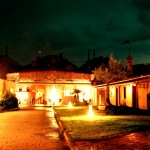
[35,89,45,104]
[98,89,105,105]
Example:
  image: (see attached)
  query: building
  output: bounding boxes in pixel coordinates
[4,70,150,110]
[22,53,79,72]
[94,74,150,110]
[0,55,21,79]
[6,70,96,106]
[2,50,150,110]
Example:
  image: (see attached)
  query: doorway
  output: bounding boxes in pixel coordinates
[35,89,45,104]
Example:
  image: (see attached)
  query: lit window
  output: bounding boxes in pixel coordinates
[64,90,72,96]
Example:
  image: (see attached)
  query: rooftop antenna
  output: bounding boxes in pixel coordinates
[93,49,98,59]
[124,40,132,75]
[88,48,97,61]
[123,40,131,56]
[127,40,130,56]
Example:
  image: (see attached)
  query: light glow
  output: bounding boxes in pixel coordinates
[48,86,60,105]
[10,87,14,94]
[83,87,90,100]
[68,101,73,109]
[16,92,29,105]
[87,105,94,117]
[127,84,132,92]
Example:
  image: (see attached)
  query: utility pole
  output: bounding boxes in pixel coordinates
[87,48,97,60]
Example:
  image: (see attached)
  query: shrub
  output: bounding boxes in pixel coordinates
[0,92,18,110]
[105,105,150,115]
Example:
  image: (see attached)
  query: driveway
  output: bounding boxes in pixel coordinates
[0,106,69,150]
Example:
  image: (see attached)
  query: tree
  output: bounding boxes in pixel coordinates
[72,89,81,97]
[0,92,18,110]
[93,54,127,106]
[71,88,82,105]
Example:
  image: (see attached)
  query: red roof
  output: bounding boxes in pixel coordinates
[7,70,90,83]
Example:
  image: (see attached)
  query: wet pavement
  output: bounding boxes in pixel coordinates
[0,106,69,150]
[76,130,150,150]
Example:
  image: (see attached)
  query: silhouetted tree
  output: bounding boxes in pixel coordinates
[93,54,127,106]
[71,89,82,105]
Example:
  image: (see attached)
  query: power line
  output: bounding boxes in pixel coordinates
[68,35,150,65]
[125,35,150,43]
[96,35,150,51]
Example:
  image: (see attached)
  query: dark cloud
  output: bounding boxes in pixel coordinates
[0,0,150,66]
[46,28,82,49]
[137,11,150,27]
[133,0,150,27]
[82,25,106,43]
[133,0,150,10]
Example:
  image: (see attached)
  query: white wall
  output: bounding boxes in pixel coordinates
[109,86,116,106]
[137,82,150,110]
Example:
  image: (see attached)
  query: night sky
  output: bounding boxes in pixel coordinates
[0,0,150,67]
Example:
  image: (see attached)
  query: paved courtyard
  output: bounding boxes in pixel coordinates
[0,106,69,150]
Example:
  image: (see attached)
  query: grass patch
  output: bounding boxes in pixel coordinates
[54,106,150,140]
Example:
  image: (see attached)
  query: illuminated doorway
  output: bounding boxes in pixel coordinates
[35,89,45,104]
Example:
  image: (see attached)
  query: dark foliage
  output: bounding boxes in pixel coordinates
[105,105,150,115]
[0,93,18,110]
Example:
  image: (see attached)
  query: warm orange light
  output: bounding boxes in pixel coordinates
[68,101,73,109]
[83,86,90,100]
[16,92,28,100]
[16,92,29,105]
[87,105,94,117]
[10,87,14,94]
[49,86,59,103]
[0,91,2,99]
[127,84,132,94]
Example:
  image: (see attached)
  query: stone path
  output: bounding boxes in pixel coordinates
[0,106,69,150]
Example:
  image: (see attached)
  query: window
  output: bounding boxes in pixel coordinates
[123,87,126,99]
[64,90,73,96]
[27,87,30,92]
[19,87,22,92]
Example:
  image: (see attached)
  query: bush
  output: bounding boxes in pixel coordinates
[105,105,150,115]
[0,93,18,110]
